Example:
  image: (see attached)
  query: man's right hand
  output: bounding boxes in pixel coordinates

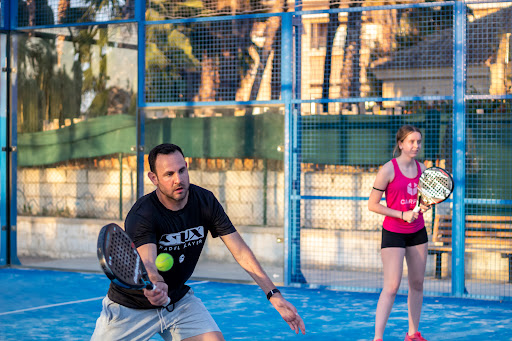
[143,280,169,306]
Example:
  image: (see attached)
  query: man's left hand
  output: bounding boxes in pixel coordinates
[269,294,306,335]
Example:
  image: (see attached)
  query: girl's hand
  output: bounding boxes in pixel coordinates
[404,210,419,223]
[419,204,432,213]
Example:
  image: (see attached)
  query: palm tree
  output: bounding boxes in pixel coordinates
[144,0,274,113]
[321,0,340,113]
[17,33,81,133]
[144,0,211,107]
[339,1,363,108]
[56,0,70,66]
[248,0,285,102]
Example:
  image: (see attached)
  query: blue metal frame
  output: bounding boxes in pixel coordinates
[0,34,7,266]
[8,0,16,30]
[136,0,146,199]
[293,95,453,104]
[294,1,455,17]
[1,0,16,266]
[282,11,293,286]
[290,3,307,284]
[1,0,20,265]
[147,11,284,25]
[284,3,307,285]
[142,100,283,108]
[452,0,466,297]
[16,19,137,31]
[8,32,19,265]
[144,96,455,109]
[466,94,512,100]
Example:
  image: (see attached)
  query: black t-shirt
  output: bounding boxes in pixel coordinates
[107,184,236,309]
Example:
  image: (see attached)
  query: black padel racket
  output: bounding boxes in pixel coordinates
[413,166,454,214]
[97,223,170,306]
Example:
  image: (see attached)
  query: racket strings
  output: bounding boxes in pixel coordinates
[110,231,142,285]
[425,172,452,189]
[419,173,453,199]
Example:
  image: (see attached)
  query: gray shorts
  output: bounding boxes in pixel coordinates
[90,289,221,341]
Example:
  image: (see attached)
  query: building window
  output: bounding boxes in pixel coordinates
[311,23,328,50]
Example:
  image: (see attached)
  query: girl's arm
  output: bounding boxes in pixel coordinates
[368,162,403,220]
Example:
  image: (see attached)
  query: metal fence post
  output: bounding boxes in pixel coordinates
[283,11,293,285]
[0,34,7,265]
[283,10,306,284]
[452,0,467,297]
[284,5,307,284]
[136,0,146,199]
[7,31,20,265]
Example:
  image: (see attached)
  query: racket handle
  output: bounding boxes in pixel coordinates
[413,194,421,213]
[150,283,171,307]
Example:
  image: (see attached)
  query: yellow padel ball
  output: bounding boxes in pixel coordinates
[155,253,174,272]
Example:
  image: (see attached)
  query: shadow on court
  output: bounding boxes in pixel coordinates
[1,268,511,341]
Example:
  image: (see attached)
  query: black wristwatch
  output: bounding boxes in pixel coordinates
[266,288,281,300]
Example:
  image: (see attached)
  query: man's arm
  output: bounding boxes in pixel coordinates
[220,231,306,335]
[137,243,170,306]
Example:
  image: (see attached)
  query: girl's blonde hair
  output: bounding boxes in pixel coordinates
[393,125,422,157]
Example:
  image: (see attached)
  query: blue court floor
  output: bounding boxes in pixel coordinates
[1,268,512,341]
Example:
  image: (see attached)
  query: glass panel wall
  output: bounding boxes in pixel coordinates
[16,24,138,271]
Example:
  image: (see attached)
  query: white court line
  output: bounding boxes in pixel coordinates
[0,281,210,316]
[189,280,209,286]
[0,297,104,316]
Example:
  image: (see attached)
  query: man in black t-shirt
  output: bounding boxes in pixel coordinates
[91,143,306,341]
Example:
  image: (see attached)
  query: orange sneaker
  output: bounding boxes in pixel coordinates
[404,332,427,341]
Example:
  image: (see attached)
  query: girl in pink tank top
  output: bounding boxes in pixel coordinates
[367,125,432,341]
[382,158,424,234]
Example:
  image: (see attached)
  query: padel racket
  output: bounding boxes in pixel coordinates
[413,166,454,214]
[97,223,170,306]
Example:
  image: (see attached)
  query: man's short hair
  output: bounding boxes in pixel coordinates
[148,143,185,173]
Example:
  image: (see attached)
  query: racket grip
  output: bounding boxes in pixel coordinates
[150,283,171,307]
[412,206,421,213]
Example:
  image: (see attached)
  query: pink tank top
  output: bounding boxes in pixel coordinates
[382,158,424,234]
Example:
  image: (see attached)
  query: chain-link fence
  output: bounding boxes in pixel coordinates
[287,1,512,299]
[6,0,512,299]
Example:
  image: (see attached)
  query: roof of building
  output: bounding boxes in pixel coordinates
[371,6,512,70]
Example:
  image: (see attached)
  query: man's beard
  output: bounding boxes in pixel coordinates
[161,185,188,202]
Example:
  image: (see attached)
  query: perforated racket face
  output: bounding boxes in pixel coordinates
[97,223,150,290]
[417,167,454,206]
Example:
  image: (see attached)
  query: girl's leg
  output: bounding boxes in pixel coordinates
[374,247,406,341]
[405,242,428,336]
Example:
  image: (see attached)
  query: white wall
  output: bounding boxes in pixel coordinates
[15,216,382,270]
[18,167,386,229]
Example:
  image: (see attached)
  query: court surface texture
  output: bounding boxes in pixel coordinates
[1,268,511,340]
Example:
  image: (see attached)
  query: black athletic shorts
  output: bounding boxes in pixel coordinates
[381,226,428,249]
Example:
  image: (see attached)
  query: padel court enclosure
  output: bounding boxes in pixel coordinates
[0,0,512,301]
